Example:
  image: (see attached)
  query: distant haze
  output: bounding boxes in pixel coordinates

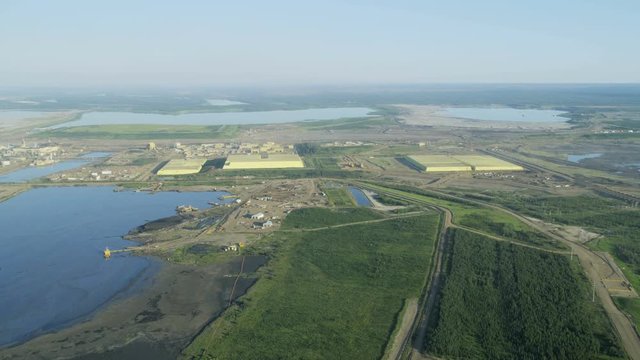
[1,0,639,86]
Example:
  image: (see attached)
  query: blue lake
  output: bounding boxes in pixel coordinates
[0,153,110,183]
[47,107,374,129]
[0,186,232,346]
[348,186,372,207]
[437,107,568,123]
[567,153,603,163]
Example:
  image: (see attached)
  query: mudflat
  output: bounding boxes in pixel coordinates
[1,256,261,360]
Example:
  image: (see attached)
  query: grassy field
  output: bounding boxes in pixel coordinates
[299,116,395,130]
[304,156,341,170]
[280,207,381,229]
[321,186,355,207]
[182,208,440,359]
[36,124,240,139]
[358,182,562,249]
[427,228,624,359]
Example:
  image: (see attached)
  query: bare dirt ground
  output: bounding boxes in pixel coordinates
[0,112,80,141]
[386,298,418,360]
[0,257,260,360]
[396,105,570,130]
[217,179,326,233]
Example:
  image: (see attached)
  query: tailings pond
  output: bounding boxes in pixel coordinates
[48,107,374,129]
[436,107,568,123]
[0,186,232,346]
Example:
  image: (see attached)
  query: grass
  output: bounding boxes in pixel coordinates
[322,186,354,207]
[304,156,341,170]
[168,243,237,265]
[182,209,440,359]
[35,124,240,139]
[357,182,562,249]
[280,207,381,229]
[299,116,395,130]
[614,297,640,332]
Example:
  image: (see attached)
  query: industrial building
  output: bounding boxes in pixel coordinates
[451,155,524,171]
[157,158,206,175]
[406,155,472,172]
[405,154,522,172]
[224,154,304,170]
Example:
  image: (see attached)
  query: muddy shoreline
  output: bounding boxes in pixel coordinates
[0,255,265,360]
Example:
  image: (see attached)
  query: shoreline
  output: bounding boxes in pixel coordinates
[0,256,262,360]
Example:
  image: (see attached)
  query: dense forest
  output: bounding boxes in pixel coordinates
[427,229,623,359]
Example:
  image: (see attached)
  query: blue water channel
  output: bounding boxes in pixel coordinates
[0,152,110,183]
[47,107,374,129]
[348,186,373,207]
[0,186,232,346]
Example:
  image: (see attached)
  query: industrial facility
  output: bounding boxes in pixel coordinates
[157,158,206,175]
[406,154,523,172]
[451,155,524,171]
[406,155,472,172]
[224,154,304,170]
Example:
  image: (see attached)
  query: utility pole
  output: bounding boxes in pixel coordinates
[592,280,596,302]
[570,247,573,262]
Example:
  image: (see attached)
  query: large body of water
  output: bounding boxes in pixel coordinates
[0,187,231,346]
[48,107,374,129]
[436,107,568,123]
[0,152,110,183]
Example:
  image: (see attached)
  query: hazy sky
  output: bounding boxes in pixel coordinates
[1,0,639,86]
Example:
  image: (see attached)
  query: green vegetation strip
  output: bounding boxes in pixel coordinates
[183,208,439,359]
[36,124,240,139]
[427,228,623,359]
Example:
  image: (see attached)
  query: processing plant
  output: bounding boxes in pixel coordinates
[157,158,207,175]
[406,154,523,172]
[224,154,304,169]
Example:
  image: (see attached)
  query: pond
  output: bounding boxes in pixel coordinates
[47,107,374,129]
[567,153,603,163]
[348,186,373,207]
[0,186,233,346]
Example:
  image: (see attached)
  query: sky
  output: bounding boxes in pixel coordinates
[0,0,639,86]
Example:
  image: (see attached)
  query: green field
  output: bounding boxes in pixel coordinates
[183,208,440,359]
[321,185,355,207]
[358,182,562,249]
[36,124,240,139]
[427,228,623,359]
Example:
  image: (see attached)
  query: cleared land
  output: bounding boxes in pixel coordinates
[223,153,304,169]
[156,158,206,175]
[182,208,439,359]
[427,228,624,359]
